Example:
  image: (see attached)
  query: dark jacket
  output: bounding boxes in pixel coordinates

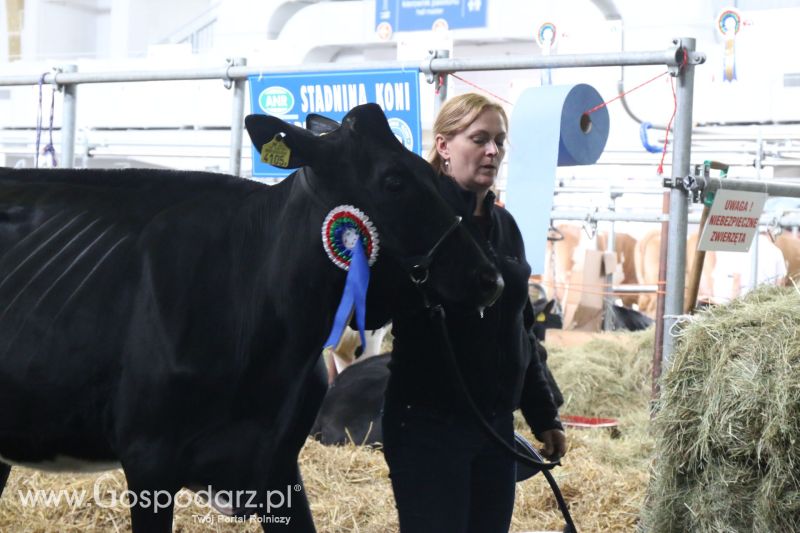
[385,174,562,439]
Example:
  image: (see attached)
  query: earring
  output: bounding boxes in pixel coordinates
[444,159,450,169]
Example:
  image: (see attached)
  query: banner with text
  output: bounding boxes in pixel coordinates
[698,189,767,252]
[375,0,488,33]
[249,69,421,179]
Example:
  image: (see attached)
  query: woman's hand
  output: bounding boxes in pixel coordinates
[538,428,567,461]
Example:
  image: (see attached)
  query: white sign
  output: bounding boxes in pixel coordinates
[697,189,767,252]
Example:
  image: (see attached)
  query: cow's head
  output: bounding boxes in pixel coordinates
[244,103,502,311]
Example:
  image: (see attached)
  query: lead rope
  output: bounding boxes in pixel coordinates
[428,304,577,532]
[35,72,58,168]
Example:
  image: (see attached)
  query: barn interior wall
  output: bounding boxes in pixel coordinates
[0,0,799,184]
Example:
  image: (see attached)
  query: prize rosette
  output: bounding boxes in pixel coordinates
[321,205,380,270]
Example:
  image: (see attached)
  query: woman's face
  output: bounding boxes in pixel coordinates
[436,108,507,194]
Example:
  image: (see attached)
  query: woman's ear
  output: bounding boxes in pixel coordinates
[434,134,450,161]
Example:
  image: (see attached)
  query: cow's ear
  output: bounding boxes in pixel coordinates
[245,114,335,169]
[306,114,341,136]
[342,103,400,147]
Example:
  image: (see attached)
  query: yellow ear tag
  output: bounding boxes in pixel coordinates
[260,134,291,168]
[536,312,546,322]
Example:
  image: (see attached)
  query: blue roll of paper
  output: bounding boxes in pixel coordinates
[505,84,609,274]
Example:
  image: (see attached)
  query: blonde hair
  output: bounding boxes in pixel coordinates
[428,93,509,174]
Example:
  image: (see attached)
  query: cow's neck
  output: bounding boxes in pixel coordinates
[296,167,335,209]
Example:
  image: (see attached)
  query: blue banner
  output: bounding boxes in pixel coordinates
[248,69,422,179]
[375,0,487,33]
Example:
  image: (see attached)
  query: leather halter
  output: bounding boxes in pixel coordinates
[404,215,462,287]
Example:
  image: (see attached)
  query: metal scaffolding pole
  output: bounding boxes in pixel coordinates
[602,195,618,331]
[689,176,800,198]
[430,50,449,117]
[0,45,695,87]
[548,209,800,226]
[60,65,78,168]
[227,58,247,177]
[424,48,692,73]
[662,39,697,366]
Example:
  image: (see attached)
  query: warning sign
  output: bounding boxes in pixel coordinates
[697,189,767,252]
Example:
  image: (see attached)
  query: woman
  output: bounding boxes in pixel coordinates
[382,93,567,533]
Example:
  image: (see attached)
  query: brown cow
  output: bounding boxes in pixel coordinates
[542,224,639,308]
[598,232,639,307]
[774,232,800,282]
[635,229,797,315]
[634,229,716,316]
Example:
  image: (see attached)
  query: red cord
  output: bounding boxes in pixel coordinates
[446,47,691,177]
[448,73,513,105]
[584,69,670,116]
[657,77,678,175]
[657,49,688,175]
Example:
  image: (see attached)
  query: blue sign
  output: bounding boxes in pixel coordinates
[375,0,487,33]
[249,69,421,179]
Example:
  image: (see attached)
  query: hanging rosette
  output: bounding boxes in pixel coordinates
[536,22,558,86]
[717,8,742,82]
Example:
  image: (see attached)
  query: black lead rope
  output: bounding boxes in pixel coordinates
[428,304,578,533]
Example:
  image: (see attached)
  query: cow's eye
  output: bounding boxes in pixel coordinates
[384,175,403,192]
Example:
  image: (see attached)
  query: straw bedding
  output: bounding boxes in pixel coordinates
[0,330,657,532]
[642,285,800,533]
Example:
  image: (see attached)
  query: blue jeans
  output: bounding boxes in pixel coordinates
[382,404,516,533]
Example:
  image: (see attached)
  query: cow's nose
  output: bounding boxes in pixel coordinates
[478,267,504,308]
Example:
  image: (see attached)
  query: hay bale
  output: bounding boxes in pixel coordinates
[546,329,654,420]
[642,286,800,533]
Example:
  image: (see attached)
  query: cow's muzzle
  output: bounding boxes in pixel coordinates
[404,216,503,310]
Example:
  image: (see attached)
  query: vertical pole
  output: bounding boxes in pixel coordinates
[750,130,764,288]
[684,201,710,313]
[602,193,617,331]
[662,38,697,365]
[652,192,670,400]
[433,49,449,117]
[228,57,247,177]
[60,65,78,168]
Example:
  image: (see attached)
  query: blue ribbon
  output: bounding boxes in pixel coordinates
[639,122,662,154]
[324,238,370,351]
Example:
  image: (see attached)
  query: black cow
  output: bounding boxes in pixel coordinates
[312,293,566,448]
[310,353,555,483]
[0,103,501,532]
[607,304,653,331]
[311,353,391,446]
[530,297,563,342]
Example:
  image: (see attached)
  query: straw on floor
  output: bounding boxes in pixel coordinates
[0,329,657,532]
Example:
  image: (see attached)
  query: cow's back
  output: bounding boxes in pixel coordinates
[0,168,266,453]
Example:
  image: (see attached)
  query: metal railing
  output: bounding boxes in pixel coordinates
[0,39,707,367]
